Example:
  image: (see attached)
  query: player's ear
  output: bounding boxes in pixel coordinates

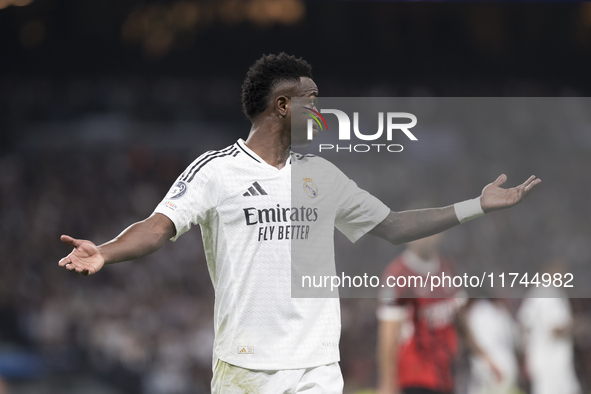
[276,95,289,118]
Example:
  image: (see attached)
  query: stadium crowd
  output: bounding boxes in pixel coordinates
[1,77,591,393]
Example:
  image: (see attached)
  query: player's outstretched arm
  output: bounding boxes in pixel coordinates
[58,213,175,276]
[369,174,541,245]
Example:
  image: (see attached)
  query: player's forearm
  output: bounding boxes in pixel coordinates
[377,321,400,392]
[98,215,174,264]
[377,348,397,391]
[372,206,459,245]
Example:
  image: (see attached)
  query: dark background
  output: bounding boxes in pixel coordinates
[1,1,591,393]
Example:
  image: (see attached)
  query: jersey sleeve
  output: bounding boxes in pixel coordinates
[153,156,220,241]
[332,166,390,243]
[377,290,409,321]
[376,261,410,322]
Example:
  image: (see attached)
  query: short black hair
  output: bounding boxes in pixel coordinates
[241,53,313,121]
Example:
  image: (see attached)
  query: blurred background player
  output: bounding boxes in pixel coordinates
[518,260,582,394]
[465,298,520,394]
[376,232,501,394]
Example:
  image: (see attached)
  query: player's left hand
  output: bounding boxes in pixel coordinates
[480,174,541,213]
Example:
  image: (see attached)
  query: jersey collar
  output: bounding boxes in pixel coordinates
[236,139,291,169]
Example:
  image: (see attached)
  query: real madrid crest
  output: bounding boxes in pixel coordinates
[303,177,318,198]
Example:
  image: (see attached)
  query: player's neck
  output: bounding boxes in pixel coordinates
[245,120,290,169]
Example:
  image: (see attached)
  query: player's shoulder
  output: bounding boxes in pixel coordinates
[182,142,242,183]
[291,151,319,162]
[382,255,407,276]
[291,152,344,174]
[193,142,241,163]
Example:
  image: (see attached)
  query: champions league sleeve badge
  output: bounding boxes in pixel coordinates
[303,177,318,198]
[167,181,188,199]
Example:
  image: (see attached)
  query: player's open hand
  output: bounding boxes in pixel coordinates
[58,235,104,276]
[480,174,541,213]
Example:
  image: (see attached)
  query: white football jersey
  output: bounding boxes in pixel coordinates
[153,139,390,370]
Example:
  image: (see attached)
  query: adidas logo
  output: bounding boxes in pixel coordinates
[243,182,268,197]
[237,346,254,354]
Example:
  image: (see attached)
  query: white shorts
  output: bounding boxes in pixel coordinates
[211,360,344,394]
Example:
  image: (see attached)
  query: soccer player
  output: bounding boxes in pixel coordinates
[376,233,501,394]
[58,53,540,393]
[518,261,582,394]
[466,298,520,394]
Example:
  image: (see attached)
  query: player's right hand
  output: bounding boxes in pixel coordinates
[58,235,105,276]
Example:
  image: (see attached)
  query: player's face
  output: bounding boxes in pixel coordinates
[289,77,319,147]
